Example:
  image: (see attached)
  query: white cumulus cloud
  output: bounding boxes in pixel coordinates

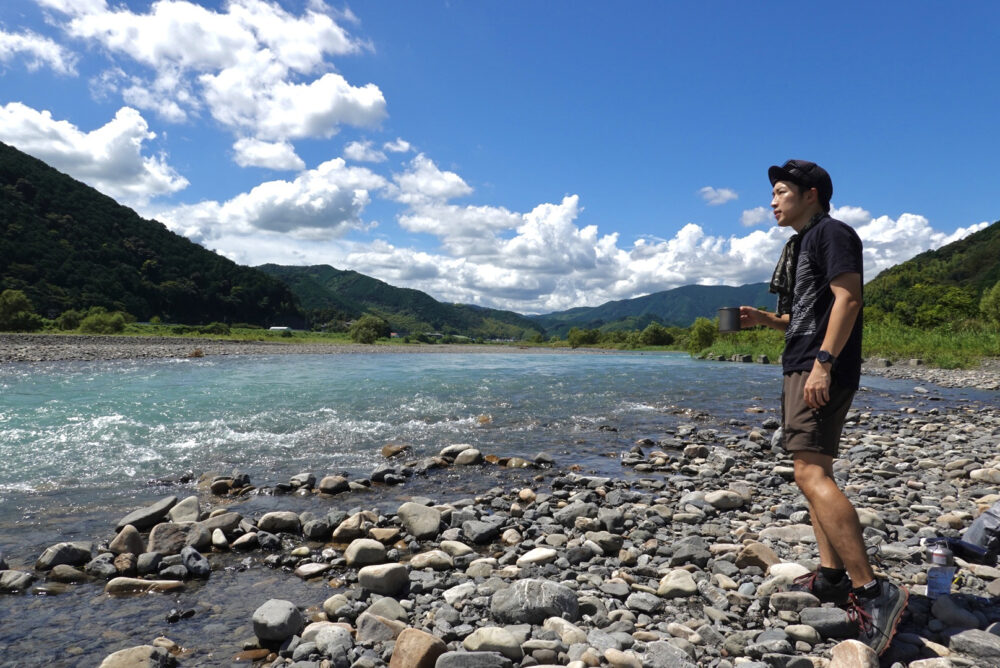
[0,102,188,205]
[232,137,305,170]
[343,140,386,163]
[43,0,386,151]
[152,157,386,242]
[0,28,78,74]
[383,137,411,153]
[699,186,738,206]
[740,206,771,227]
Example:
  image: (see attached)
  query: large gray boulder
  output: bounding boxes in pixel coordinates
[0,570,36,592]
[166,496,201,523]
[344,538,386,567]
[358,563,409,595]
[252,599,304,642]
[147,523,210,555]
[197,511,242,536]
[35,541,93,570]
[314,624,353,658]
[257,511,301,534]
[552,501,598,528]
[115,496,178,532]
[397,501,442,540]
[489,578,579,624]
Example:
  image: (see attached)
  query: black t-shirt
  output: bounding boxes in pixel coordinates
[782,214,864,389]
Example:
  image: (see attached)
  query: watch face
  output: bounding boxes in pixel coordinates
[818,351,833,363]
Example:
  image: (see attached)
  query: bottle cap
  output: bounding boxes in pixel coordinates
[930,544,954,566]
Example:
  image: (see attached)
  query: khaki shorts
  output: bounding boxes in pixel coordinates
[781,371,855,457]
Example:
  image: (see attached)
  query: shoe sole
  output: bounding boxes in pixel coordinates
[873,586,909,656]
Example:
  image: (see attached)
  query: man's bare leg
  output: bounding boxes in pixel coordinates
[793,451,875,586]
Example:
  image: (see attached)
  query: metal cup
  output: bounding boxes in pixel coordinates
[717,307,740,333]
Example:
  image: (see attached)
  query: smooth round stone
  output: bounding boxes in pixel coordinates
[295,562,332,579]
[109,525,145,556]
[784,624,822,645]
[705,490,744,510]
[47,564,89,583]
[439,540,473,557]
[345,538,387,567]
[257,511,301,534]
[167,495,201,523]
[211,529,229,551]
[544,617,588,645]
[323,594,350,619]
[657,569,698,598]
[463,626,523,661]
[454,448,483,465]
[252,599,305,641]
[396,502,442,541]
[516,547,558,566]
[358,563,409,595]
[290,546,310,558]
[97,645,172,668]
[409,550,453,570]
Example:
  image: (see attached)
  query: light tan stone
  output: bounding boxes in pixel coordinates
[388,628,447,668]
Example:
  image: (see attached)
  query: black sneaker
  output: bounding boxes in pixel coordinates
[848,579,909,656]
[787,570,852,605]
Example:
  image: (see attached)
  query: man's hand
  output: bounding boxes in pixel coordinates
[804,360,832,409]
[739,306,790,332]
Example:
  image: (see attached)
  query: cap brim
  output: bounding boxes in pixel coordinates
[768,165,796,186]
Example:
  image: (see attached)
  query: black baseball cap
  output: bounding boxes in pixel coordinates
[768,159,833,208]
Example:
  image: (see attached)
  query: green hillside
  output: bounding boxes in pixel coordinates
[0,141,301,326]
[258,264,545,339]
[532,282,775,336]
[866,220,1000,327]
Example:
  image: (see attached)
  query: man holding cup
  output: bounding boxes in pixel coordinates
[739,160,907,656]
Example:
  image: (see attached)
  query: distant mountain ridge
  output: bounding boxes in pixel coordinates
[532,283,775,336]
[257,264,545,339]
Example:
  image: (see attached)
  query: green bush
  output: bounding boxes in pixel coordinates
[199,321,231,335]
[566,327,601,349]
[79,310,126,334]
[0,289,44,331]
[687,317,717,353]
[349,314,391,344]
[56,309,83,330]
[639,322,674,346]
[981,281,1000,325]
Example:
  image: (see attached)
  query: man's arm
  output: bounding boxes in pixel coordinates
[739,306,789,332]
[802,271,863,409]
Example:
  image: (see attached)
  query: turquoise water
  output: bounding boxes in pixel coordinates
[0,351,995,665]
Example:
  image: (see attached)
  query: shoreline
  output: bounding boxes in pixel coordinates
[3,390,1000,666]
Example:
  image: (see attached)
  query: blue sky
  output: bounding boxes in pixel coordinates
[1,1,997,313]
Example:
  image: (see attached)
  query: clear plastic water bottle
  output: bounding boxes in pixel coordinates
[927,542,956,599]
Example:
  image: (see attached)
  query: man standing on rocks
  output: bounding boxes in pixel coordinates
[739,159,907,656]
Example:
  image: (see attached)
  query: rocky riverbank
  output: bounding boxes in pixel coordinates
[3,392,1000,667]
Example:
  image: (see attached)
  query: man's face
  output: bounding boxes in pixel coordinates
[771,180,813,229]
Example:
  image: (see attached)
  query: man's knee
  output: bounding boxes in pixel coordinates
[792,453,834,495]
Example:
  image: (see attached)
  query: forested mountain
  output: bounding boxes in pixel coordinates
[258,264,545,339]
[532,283,775,336]
[865,219,1000,326]
[0,141,301,326]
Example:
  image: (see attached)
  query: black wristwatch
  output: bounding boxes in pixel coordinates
[817,350,836,365]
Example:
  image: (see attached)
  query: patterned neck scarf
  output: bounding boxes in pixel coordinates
[769,212,824,316]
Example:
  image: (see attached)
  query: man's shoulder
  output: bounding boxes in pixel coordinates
[807,214,861,245]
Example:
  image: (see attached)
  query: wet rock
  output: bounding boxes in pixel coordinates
[166,495,200,523]
[115,496,178,532]
[147,523,209,555]
[455,448,484,465]
[345,538,387,566]
[318,475,349,494]
[257,510,301,534]
[97,645,175,668]
[197,511,242,536]
[48,564,89,583]
[295,562,332,579]
[180,546,211,578]
[109,525,145,556]
[0,570,36,592]
[397,501,442,540]
[35,541,93,570]
[104,577,184,595]
[252,599,304,642]
[798,607,856,639]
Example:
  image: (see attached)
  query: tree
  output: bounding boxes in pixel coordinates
[687,317,716,353]
[0,289,44,331]
[981,281,1000,325]
[639,322,674,346]
[567,327,601,349]
[349,314,391,344]
[78,307,126,334]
